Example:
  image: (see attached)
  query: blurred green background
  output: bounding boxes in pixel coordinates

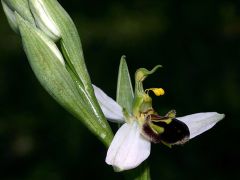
[0,0,239,179]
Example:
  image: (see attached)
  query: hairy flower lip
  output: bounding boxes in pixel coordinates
[94,85,224,171]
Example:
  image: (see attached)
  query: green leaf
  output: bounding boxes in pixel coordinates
[116,56,134,113]
[16,14,113,147]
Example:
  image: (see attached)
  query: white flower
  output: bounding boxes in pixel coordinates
[93,85,224,171]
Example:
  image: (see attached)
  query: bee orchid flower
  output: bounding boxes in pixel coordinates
[93,65,224,172]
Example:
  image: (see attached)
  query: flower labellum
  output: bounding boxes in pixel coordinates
[94,62,225,171]
[142,110,190,145]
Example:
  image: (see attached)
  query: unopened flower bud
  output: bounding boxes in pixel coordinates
[1,0,35,33]
[1,0,18,33]
[29,0,61,41]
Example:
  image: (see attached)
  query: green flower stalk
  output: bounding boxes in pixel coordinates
[1,0,113,146]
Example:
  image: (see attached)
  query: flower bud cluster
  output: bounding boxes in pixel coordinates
[1,0,113,146]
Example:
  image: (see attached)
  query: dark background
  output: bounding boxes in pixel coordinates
[0,0,239,179]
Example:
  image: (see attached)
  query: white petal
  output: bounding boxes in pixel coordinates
[93,85,124,123]
[177,112,224,139]
[105,122,151,171]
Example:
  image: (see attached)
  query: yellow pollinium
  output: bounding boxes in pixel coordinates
[145,88,165,96]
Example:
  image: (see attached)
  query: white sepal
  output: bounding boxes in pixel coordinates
[105,122,151,171]
[177,112,224,139]
[93,85,124,123]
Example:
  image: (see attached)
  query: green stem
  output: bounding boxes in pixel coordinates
[124,161,151,180]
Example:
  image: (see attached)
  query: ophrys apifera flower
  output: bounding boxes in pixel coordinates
[94,65,224,171]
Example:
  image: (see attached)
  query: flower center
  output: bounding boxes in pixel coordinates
[130,66,190,146]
